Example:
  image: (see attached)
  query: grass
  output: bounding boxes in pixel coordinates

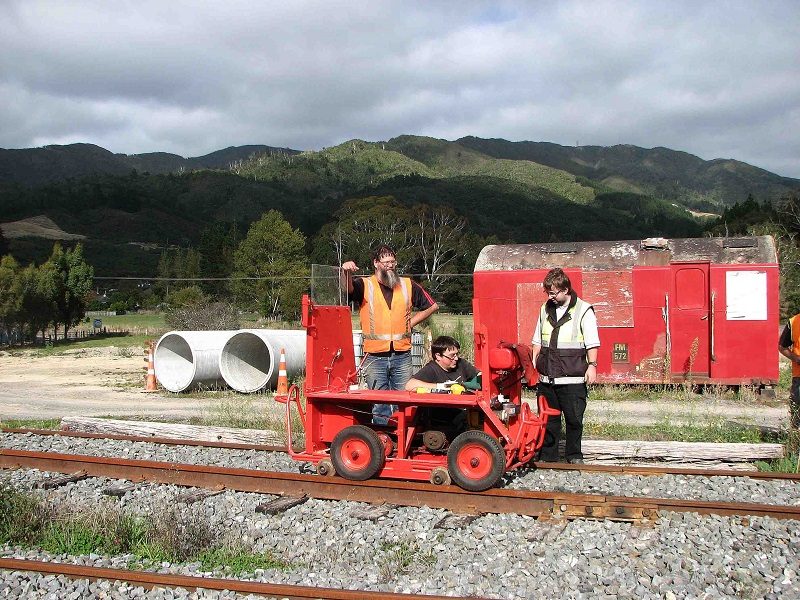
[8,334,154,357]
[0,418,61,430]
[0,488,293,574]
[377,540,438,582]
[583,420,771,444]
[78,312,167,331]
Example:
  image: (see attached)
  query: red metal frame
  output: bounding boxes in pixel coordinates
[277,295,558,487]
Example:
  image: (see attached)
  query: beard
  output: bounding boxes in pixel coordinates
[378,267,399,288]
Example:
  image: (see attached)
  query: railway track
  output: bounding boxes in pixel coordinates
[2,428,799,522]
[2,428,799,598]
[0,558,486,600]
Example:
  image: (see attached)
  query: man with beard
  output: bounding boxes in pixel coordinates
[342,244,438,424]
[531,268,600,464]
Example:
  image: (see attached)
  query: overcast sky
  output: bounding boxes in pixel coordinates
[1,1,798,177]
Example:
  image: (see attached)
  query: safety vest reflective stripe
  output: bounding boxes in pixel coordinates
[361,276,413,353]
[539,375,585,384]
[791,315,800,378]
[540,298,590,348]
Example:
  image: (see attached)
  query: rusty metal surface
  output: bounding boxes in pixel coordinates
[0,557,484,599]
[1,428,285,453]
[475,236,777,271]
[531,461,800,481]
[3,449,800,523]
[5,429,799,481]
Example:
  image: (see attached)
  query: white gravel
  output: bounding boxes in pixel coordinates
[1,432,799,598]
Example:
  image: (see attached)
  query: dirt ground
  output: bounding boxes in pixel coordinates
[0,347,223,421]
[0,346,790,430]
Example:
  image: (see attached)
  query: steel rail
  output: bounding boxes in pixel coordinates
[2,449,800,522]
[0,557,484,600]
[1,427,284,452]
[4,427,798,481]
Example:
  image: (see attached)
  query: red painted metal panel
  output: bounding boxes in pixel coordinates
[670,263,711,378]
[709,265,780,384]
[472,256,778,386]
[582,270,634,327]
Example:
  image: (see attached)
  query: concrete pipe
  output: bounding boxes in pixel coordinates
[154,331,236,393]
[219,329,306,393]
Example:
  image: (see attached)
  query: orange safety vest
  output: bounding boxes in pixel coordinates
[791,315,800,377]
[360,275,412,353]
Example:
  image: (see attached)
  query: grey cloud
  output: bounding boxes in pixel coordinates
[0,0,798,176]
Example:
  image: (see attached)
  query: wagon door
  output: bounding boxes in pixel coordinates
[669,262,710,380]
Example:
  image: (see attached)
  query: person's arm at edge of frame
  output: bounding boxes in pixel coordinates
[779,323,799,364]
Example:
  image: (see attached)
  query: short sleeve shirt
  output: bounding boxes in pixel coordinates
[412,359,479,385]
[350,277,434,311]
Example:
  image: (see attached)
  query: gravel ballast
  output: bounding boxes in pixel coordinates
[1,432,799,598]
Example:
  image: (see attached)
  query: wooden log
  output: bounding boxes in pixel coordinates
[581,440,783,461]
[255,495,308,515]
[60,417,282,446]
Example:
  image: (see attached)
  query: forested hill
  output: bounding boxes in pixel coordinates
[456,136,799,210]
[1,137,708,281]
[0,143,299,187]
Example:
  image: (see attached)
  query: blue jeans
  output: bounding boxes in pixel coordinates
[363,351,413,425]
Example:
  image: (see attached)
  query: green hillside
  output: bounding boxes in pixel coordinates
[0,137,707,277]
[385,135,595,203]
[456,136,799,210]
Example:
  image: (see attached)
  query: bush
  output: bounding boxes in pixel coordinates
[165,301,240,331]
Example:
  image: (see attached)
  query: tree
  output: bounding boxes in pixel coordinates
[311,196,417,270]
[412,204,467,295]
[18,263,58,342]
[47,243,94,339]
[232,210,308,319]
[0,255,22,342]
[0,228,8,257]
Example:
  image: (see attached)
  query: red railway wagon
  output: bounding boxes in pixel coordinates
[473,236,779,389]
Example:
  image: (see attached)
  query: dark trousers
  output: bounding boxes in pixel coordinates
[791,377,800,428]
[537,382,587,461]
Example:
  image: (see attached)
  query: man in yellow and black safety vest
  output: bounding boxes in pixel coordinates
[779,312,800,428]
[342,244,438,424]
[531,268,600,464]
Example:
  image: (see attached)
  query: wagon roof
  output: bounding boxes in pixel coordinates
[475,236,777,271]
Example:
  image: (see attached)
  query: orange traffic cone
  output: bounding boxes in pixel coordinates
[144,340,157,392]
[276,347,289,396]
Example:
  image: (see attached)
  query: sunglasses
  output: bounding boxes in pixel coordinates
[441,352,459,360]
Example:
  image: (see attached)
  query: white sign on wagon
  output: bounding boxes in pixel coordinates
[726,270,767,320]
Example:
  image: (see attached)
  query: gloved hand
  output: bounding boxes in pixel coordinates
[463,373,482,390]
[450,383,465,395]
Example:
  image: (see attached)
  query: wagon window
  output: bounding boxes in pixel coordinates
[674,267,706,309]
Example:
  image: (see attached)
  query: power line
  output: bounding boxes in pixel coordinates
[93,273,476,281]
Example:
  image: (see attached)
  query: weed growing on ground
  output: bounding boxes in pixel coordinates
[0,485,53,545]
[197,542,290,574]
[377,539,437,582]
[0,487,293,571]
[0,419,62,430]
